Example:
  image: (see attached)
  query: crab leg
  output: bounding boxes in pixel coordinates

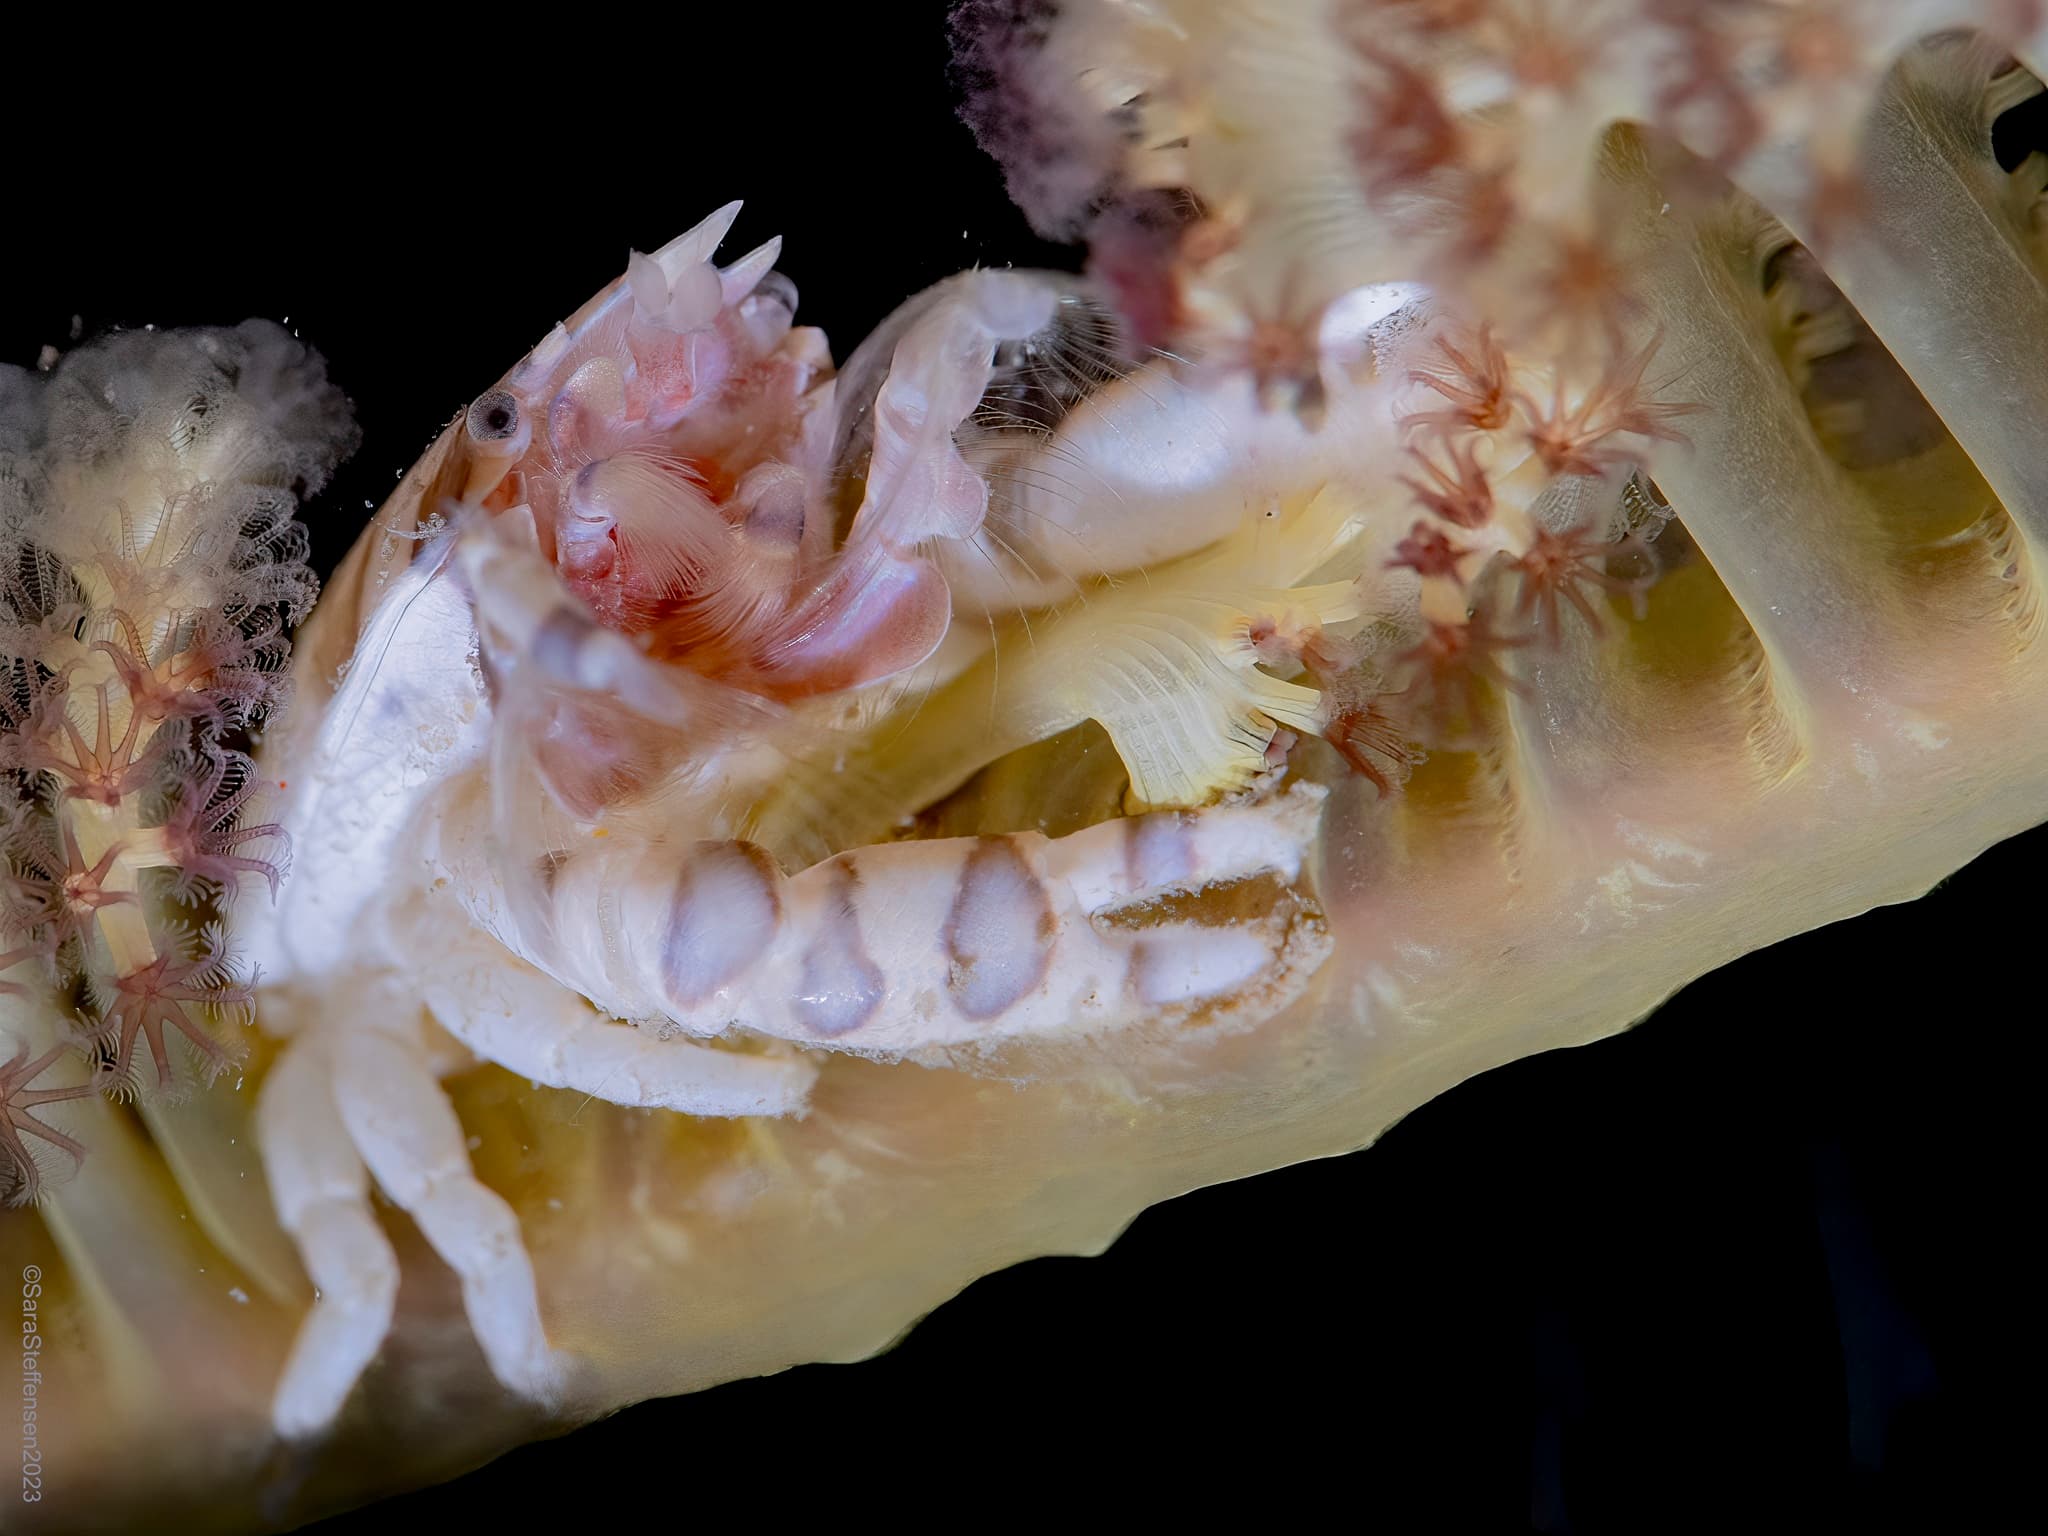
[325,1018,563,1409]
[259,993,563,1436]
[257,1032,401,1438]
[454,783,1329,1056]
[414,928,817,1117]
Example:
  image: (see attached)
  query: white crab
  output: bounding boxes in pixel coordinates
[239,205,1402,1437]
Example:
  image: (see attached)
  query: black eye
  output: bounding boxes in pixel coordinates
[468,390,520,443]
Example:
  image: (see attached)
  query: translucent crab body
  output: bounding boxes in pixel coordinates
[238,201,1364,1439]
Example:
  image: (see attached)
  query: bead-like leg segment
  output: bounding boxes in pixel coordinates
[326,1024,563,1407]
[1039,790,1325,911]
[416,929,817,1117]
[515,784,1328,1055]
[258,1034,400,1438]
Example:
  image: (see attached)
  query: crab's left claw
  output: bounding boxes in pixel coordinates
[748,545,955,700]
[739,270,1065,699]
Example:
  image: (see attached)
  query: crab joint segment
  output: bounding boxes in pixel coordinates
[414,931,819,1117]
[258,1007,564,1437]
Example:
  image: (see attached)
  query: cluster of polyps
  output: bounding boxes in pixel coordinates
[4,3,2048,1523]
[0,324,353,1202]
[955,0,2048,757]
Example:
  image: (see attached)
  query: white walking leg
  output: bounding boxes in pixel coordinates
[326,1024,563,1407]
[258,1032,401,1438]
[416,930,816,1117]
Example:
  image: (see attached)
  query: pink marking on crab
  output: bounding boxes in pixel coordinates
[746,549,956,701]
[445,216,1074,712]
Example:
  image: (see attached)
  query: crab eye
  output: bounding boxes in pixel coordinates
[467,389,522,445]
[459,387,533,501]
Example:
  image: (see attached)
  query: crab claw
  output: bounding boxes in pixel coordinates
[748,546,953,701]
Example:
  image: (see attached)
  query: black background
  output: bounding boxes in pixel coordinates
[11,9,2037,1531]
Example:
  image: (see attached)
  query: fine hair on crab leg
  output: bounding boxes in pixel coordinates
[928,280,1413,619]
